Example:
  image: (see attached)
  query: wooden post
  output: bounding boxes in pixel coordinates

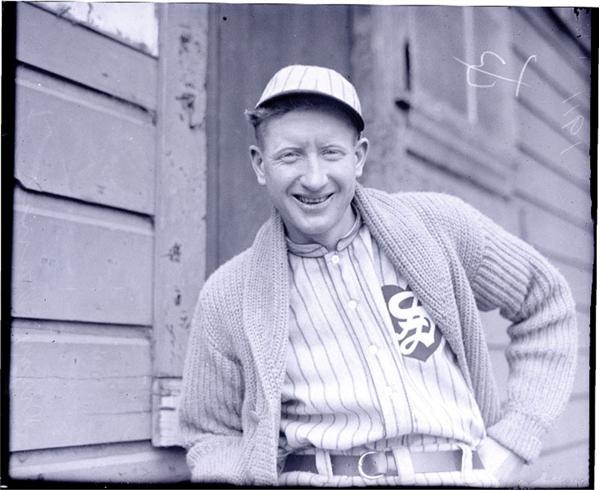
[152,3,208,446]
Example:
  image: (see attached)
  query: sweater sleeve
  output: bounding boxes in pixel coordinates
[178,285,247,484]
[466,204,578,463]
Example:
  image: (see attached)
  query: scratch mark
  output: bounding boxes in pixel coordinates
[562,92,582,104]
[560,141,582,156]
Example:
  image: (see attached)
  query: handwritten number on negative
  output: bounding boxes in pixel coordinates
[453,51,536,98]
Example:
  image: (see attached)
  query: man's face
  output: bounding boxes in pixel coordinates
[250,107,369,248]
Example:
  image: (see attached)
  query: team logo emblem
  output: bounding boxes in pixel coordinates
[381,285,441,362]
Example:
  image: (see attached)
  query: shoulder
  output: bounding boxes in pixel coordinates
[392,190,476,216]
[364,187,482,230]
[362,188,488,277]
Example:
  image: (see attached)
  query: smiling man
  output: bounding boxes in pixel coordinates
[178,65,577,486]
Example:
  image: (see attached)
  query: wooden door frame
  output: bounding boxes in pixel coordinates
[205,3,221,278]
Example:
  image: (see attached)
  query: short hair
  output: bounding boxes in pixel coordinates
[245,93,362,146]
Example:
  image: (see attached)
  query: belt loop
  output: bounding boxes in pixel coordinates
[315,448,333,477]
[458,444,473,473]
[392,446,415,482]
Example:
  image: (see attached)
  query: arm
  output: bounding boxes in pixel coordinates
[178,286,246,484]
[466,203,578,464]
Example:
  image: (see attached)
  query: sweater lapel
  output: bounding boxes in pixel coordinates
[242,209,289,404]
[354,186,469,375]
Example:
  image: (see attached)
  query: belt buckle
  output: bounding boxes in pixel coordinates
[357,450,384,480]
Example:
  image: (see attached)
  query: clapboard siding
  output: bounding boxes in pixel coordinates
[517,105,590,189]
[35,2,159,57]
[514,53,590,139]
[509,8,591,486]
[542,395,589,450]
[12,187,153,324]
[406,110,512,198]
[523,441,589,487]
[511,13,589,97]
[15,66,155,214]
[8,2,197,482]
[571,349,590,396]
[553,260,593,310]
[577,311,590,349]
[9,441,189,482]
[521,203,593,266]
[10,320,152,451]
[397,153,519,234]
[515,153,592,226]
[16,3,157,110]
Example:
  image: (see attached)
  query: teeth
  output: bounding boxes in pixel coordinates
[296,195,330,205]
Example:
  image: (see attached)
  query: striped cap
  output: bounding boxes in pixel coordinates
[256,65,364,131]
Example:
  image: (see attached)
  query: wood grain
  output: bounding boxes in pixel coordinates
[152,378,183,447]
[9,440,189,482]
[521,203,593,266]
[15,66,155,214]
[554,260,593,310]
[512,9,590,90]
[517,104,590,190]
[520,440,588,486]
[516,154,592,227]
[12,187,153,324]
[152,4,209,378]
[10,320,152,451]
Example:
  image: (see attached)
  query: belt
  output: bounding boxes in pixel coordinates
[283,449,484,479]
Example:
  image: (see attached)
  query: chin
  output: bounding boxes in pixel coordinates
[297,220,337,242]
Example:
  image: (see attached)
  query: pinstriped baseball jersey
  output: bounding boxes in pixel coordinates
[279,212,486,457]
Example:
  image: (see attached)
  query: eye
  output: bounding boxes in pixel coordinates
[278,150,301,163]
[322,147,344,160]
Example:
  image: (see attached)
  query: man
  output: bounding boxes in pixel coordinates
[179,65,577,486]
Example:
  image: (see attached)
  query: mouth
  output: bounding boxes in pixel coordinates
[293,193,334,206]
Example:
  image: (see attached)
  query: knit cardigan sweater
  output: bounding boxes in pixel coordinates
[179,186,577,485]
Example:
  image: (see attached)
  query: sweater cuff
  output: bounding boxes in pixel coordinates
[187,435,246,484]
[486,410,547,463]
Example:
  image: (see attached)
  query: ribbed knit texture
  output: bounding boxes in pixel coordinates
[178,186,577,484]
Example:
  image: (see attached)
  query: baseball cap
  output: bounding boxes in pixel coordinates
[255,65,365,131]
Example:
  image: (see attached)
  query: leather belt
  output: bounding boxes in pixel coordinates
[283,449,484,479]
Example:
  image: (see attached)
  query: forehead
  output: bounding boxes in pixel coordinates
[259,107,358,145]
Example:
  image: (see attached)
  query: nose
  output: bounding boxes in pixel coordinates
[300,154,328,191]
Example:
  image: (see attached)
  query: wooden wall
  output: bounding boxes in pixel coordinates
[353,6,593,486]
[509,9,592,485]
[9,3,206,481]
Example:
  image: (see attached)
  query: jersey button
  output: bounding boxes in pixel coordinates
[347,299,358,310]
[331,254,340,265]
[367,344,379,356]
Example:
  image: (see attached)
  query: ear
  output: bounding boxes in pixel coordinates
[249,145,266,185]
[353,137,369,178]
